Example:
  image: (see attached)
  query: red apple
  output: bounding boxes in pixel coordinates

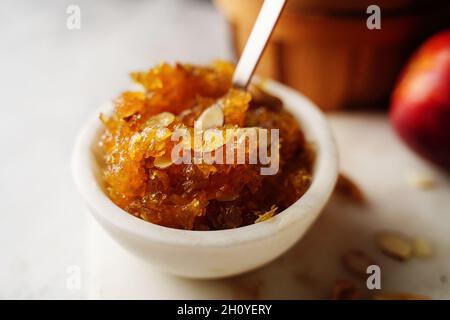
[390,29,450,169]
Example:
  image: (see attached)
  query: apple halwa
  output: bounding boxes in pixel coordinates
[99,61,314,230]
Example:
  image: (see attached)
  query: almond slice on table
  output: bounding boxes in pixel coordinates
[331,279,359,300]
[412,236,433,258]
[335,173,366,204]
[342,250,376,278]
[375,231,413,261]
[406,171,435,190]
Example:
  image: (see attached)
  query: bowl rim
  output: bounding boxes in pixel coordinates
[72,78,338,248]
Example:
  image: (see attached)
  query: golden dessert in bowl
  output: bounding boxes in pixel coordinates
[72,61,337,278]
[99,61,314,230]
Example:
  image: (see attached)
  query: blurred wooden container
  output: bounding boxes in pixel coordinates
[214,0,450,110]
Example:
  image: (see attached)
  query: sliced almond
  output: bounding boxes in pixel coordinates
[331,279,359,300]
[182,126,264,154]
[335,173,365,204]
[194,103,224,130]
[185,129,227,154]
[153,152,173,169]
[372,292,430,300]
[200,128,227,153]
[342,250,376,278]
[376,232,412,261]
[406,171,435,190]
[255,205,277,223]
[154,127,172,140]
[412,236,433,258]
[143,112,175,128]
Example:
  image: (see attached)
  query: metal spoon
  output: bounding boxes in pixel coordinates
[232,0,287,89]
[197,0,286,129]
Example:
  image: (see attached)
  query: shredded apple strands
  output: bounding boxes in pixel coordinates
[99,61,314,230]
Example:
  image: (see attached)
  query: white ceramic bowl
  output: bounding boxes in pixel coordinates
[72,79,338,279]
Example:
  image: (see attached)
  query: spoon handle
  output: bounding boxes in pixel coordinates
[232,0,287,89]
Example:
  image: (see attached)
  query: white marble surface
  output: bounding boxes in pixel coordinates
[0,0,232,299]
[86,114,450,299]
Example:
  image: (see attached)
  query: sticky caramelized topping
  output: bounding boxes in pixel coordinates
[99,61,314,230]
